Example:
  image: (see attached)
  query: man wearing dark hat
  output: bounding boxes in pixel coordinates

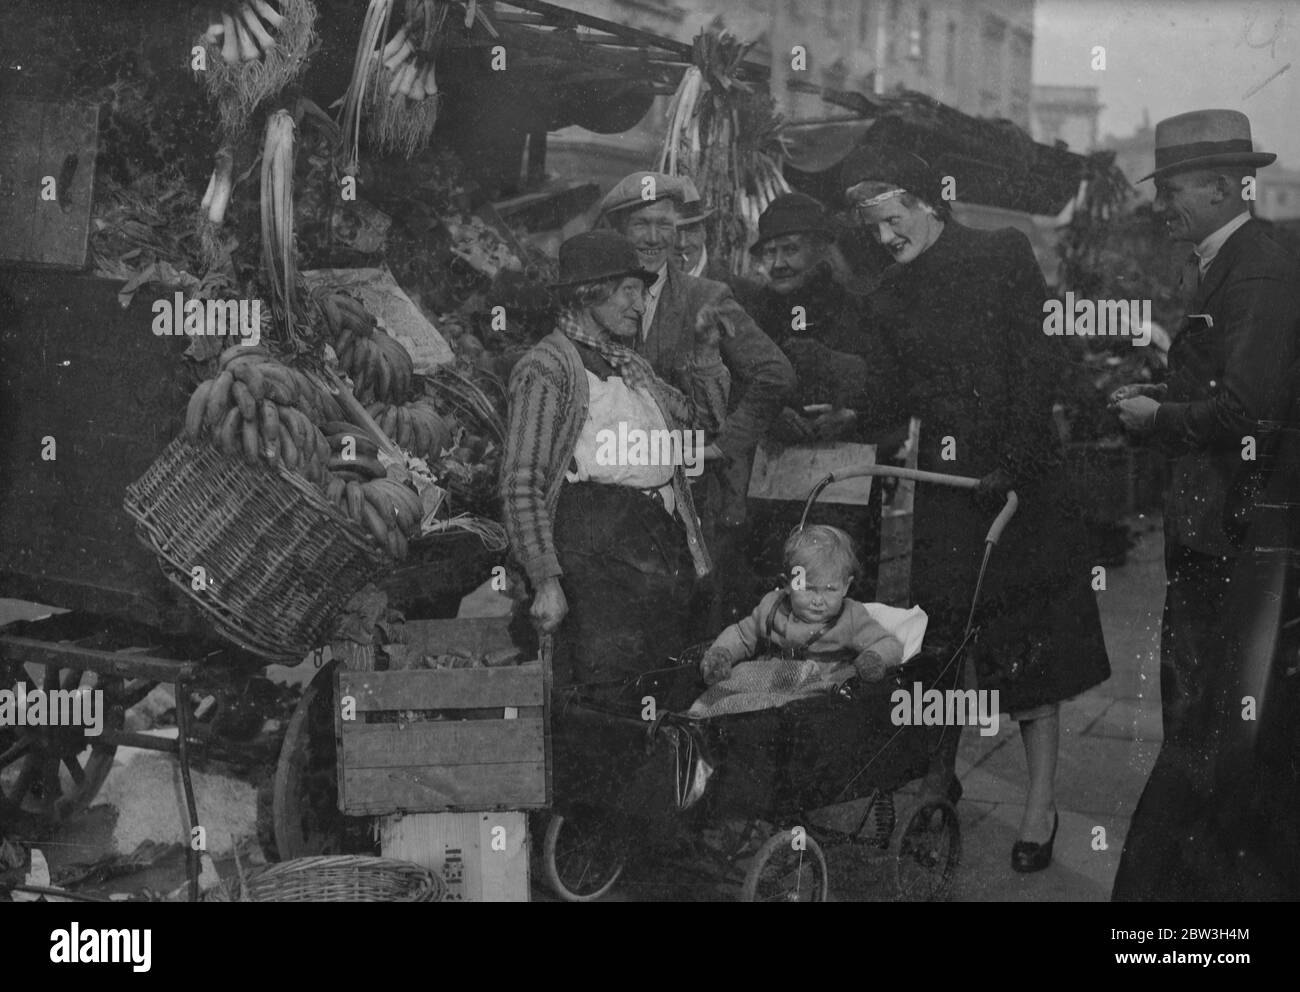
[1110,109,1300,901]
[599,170,795,631]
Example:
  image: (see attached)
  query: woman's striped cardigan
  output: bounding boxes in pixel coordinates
[500,328,729,587]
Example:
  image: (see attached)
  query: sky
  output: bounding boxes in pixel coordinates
[1033,0,1300,169]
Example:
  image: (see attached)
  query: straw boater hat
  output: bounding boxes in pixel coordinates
[550,231,656,288]
[1138,109,1276,182]
[676,177,716,227]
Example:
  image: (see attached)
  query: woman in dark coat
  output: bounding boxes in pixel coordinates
[800,148,1112,871]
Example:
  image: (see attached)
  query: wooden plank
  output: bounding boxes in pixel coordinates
[342,718,545,768]
[398,616,515,656]
[342,762,548,813]
[0,99,97,269]
[338,664,544,710]
[0,99,43,258]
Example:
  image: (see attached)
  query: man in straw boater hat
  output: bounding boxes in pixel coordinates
[1110,110,1300,900]
[673,177,719,280]
[598,171,795,631]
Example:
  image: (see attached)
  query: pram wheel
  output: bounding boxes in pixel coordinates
[891,798,961,901]
[740,829,829,903]
[542,807,627,902]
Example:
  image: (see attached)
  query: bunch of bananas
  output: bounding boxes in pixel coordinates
[318,291,414,406]
[184,345,334,484]
[319,421,387,483]
[322,472,422,559]
[363,398,454,461]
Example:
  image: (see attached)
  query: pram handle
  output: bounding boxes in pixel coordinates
[810,465,1019,546]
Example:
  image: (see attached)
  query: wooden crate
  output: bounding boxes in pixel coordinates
[0,98,99,269]
[334,618,551,816]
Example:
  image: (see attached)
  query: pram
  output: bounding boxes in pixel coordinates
[537,465,1019,902]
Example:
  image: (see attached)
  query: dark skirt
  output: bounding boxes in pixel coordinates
[548,480,697,687]
[909,474,1111,714]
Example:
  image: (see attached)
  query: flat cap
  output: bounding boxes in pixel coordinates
[598,171,687,220]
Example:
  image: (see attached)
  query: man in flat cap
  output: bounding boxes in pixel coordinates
[1111,109,1300,900]
[598,171,796,631]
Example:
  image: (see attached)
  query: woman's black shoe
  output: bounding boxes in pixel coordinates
[1011,811,1058,873]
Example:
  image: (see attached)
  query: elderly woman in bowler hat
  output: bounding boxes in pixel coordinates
[500,230,730,689]
[831,146,1112,872]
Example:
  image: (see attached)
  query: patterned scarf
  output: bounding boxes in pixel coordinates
[558,310,657,392]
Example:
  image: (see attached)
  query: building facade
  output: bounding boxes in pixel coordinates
[1031,84,1101,152]
[548,1,1039,189]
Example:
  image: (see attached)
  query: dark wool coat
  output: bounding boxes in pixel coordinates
[853,220,1111,712]
[636,263,796,530]
[1113,220,1300,901]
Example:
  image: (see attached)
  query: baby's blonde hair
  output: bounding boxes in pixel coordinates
[783,524,859,582]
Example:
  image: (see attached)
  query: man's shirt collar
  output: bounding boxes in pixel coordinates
[1194,212,1250,277]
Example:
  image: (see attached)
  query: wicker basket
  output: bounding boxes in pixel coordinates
[213,855,445,903]
[123,436,392,663]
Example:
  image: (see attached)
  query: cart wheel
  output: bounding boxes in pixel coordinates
[272,660,376,860]
[891,799,961,901]
[740,829,830,903]
[0,662,144,828]
[542,808,627,902]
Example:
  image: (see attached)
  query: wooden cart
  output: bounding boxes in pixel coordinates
[0,270,501,893]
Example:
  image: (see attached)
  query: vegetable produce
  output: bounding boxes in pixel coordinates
[335,0,394,175]
[183,348,334,485]
[656,29,791,277]
[260,109,297,336]
[198,0,318,136]
[315,288,414,406]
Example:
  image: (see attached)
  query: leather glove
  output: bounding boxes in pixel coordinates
[972,467,1015,514]
[771,407,816,444]
[700,648,734,686]
[853,649,891,683]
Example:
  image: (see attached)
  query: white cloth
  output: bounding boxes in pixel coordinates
[1194,211,1250,277]
[687,603,929,718]
[861,602,928,662]
[566,370,676,513]
[640,266,668,341]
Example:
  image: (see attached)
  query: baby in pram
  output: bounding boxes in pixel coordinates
[699,524,905,687]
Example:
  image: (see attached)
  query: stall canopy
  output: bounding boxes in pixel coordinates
[446,1,1086,216]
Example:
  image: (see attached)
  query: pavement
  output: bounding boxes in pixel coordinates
[1,515,1169,902]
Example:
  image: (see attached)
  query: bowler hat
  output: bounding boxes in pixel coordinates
[552,231,656,288]
[676,177,716,227]
[840,144,943,208]
[749,193,834,253]
[597,171,687,221]
[1138,109,1276,182]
